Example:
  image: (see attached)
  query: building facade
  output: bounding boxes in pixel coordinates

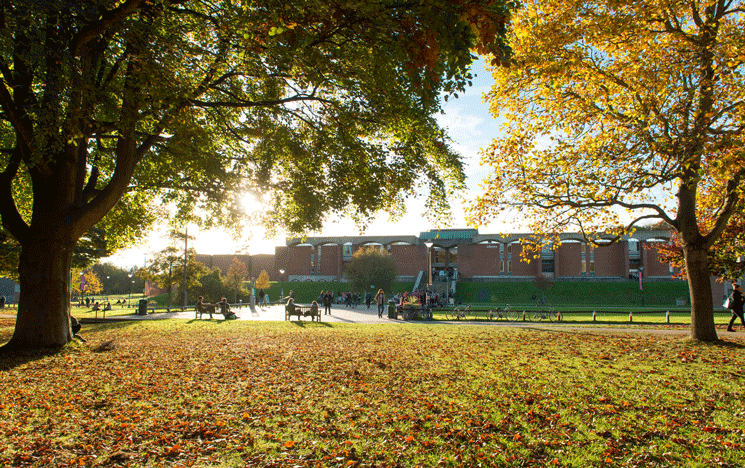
[276,229,676,282]
[193,229,736,305]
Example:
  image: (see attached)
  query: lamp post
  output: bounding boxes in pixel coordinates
[127,273,133,307]
[424,242,433,289]
[250,276,256,308]
[279,269,285,299]
[638,266,644,307]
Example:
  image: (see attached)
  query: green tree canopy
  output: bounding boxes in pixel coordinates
[0,0,513,350]
[345,246,398,294]
[141,244,209,311]
[470,0,744,341]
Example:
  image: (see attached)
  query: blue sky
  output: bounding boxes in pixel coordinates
[106,58,514,269]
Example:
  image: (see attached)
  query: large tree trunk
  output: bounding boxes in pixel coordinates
[2,231,77,350]
[684,243,718,341]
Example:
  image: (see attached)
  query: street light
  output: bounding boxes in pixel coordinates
[424,242,433,288]
[638,266,644,307]
[127,273,133,307]
[279,269,285,299]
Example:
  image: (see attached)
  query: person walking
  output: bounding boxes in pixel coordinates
[365,291,373,309]
[727,283,745,332]
[323,290,332,315]
[375,289,386,318]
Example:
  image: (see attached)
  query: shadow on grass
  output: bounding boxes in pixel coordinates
[521,324,745,348]
[0,319,152,370]
[0,345,66,370]
[290,320,333,328]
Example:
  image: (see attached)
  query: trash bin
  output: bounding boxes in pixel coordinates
[387,300,397,319]
[138,299,148,315]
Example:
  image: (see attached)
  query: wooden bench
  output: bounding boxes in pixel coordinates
[285,304,321,322]
[196,303,237,319]
[196,303,216,319]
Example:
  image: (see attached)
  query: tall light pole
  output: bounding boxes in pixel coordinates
[639,266,644,307]
[182,227,188,311]
[279,269,285,299]
[127,272,133,307]
[424,242,433,291]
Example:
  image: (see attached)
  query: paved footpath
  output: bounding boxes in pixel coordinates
[4,306,744,339]
[106,303,399,325]
[75,305,745,339]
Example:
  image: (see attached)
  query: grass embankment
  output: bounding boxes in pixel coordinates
[455,280,692,310]
[53,280,693,316]
[2,319,744,467]
[266,280,694,310]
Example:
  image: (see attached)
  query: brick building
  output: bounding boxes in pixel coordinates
[277,229,675,282]
[192,229,734,304]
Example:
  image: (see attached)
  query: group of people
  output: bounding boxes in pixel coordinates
[81,297,127,309]
[315,290,334,315]
[285,297,322,317]
[91,301,112,311]
[303,288,442,318]
[388,290,442,308]
[196,295,238,320]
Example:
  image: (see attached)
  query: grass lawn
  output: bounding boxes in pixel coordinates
[1,318,745,467]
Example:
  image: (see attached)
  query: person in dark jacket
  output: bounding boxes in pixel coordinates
[375,289,386,318]
[70,315,86,342]
[323,291,332,315]
[727,283,745,332]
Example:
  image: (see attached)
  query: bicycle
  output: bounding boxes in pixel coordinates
[417,304,433,320]
[530,307,557,322]
[445,304,470,320]
[487,304,519,322]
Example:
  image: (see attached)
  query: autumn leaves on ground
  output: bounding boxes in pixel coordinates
[1,319,745,468]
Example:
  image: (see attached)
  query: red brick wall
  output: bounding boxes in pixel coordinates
[594,242,627,277]
[511,244,540,276]
[458,244,502,278]
[285,245,312,276]
[642,243,670,277]
[274,246,289,280]
[250,254,276,279]
[555,243,582,277]
[319,244,342,277]
[390,244,427,276]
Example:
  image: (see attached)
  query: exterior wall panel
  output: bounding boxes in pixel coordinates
[458,244,502,278]
[643,243,670,277]
[319,244,342,277]
[594,242,627,277]
[555,243,583,277]
[250,254,275,279]
[511,244,540,277]
[390,244,427,276]
[286,245,312,276]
